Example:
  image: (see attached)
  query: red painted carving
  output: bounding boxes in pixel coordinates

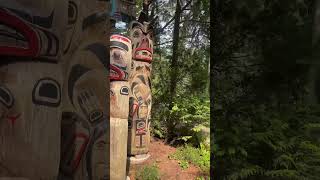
[110,35,130,43]
[71,133,89,172]
[6,113,21,125]
[0,9,39,57]
[110,64,126,80]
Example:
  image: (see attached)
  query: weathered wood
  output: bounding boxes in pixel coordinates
[0,0,110,179]
[127,20,153,156]
[110,117,128,180]
[0,63,63,179]
[110,81,130,180]
[110,35,132,81]
[59,0,109,179]
[110,34,132,180]
[0,0,67,179]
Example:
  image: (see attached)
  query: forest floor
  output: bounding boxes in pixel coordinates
[128,137,203,180]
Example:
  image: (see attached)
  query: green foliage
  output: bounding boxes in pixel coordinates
[151,94,210,146]
[169,144,210,175]
[213,103,320,180]
[136,164,161,180]
[195,176,207,180]
[151,0,210,142]
[178,160,189,170]
[212,0,317,179]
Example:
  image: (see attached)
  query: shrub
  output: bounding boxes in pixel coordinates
[136,164,161,180]
[169,144,210,175]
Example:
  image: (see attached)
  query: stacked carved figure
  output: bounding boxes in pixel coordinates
[108,6,154,179]
[127,20,153,157]
[109,34,132,180]
[0,0,109,179]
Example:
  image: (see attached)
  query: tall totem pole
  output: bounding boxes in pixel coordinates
[127,0,154,161]
[0,0,109,179]
[110,34,132,180]
[109,0,135,179]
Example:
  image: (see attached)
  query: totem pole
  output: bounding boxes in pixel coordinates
[109,34,132,179]
[0,0,109,179]
[109,0,136,179]
[0,1,67,178]
[127,0,154,161]
[58,0,109,179]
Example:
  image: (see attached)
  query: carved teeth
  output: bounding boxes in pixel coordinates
[136,50,151,57]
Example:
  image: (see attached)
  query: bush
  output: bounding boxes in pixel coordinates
[213,104,320,180]
[151,95,210,146]
[169,144,210,175]
[136,164,161,180]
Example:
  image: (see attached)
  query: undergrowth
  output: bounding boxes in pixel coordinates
[169,143,210,175]
[136,164,160,180]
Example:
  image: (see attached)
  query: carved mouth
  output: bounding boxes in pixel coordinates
[134,48,152,61]
[109,64,128,80]
[0,9,39,57]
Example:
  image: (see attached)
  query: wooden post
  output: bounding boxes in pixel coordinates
[110,34,132,180]
[0,0,110,179]
[0,0,67,179]
[59,0,109,180]
[127,20,153,157]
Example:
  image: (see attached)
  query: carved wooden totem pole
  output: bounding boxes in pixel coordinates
[127,0,154,160]
[109,34,132,180]
[58,0,109,179]
[109,0,136,179]
[0,0,109,179]
[0,1,67,178]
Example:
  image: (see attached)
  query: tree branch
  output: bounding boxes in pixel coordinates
[155,0,193,36]
[180,19,210,24]
[154,35,194,46]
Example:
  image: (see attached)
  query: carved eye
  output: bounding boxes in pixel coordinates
[149,32,153,40]
[133,30,140,38]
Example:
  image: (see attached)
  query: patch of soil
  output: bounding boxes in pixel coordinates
[128,137,202,180]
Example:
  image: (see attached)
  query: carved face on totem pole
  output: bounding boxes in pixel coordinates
[110,34,132,81]
[129,71,152,133]
[129,21,153,62]
[1,0,109,178]
[59,0,109,179]
[0,1,67,178]
[127,17,154,154]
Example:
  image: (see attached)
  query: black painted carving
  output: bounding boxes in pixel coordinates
[110,41,129,51]
[120,86,129,95]
[7,8,54,28]
[68,1,78,24]
[85,43,109,69]
[32,78,61,107]
[82,12,107,30]
[77,89,103,124]
[137,75,146,85]
[0,86,14,108]
[136,119,146,135]
[68,64,91,105]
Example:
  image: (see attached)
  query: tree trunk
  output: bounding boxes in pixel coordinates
[306,0,320,104]
[167,0,182,138]
[211,0,223,178]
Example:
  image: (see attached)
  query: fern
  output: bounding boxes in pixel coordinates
[227,165,263,180]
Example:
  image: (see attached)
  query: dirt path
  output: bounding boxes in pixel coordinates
[128,137,202,180]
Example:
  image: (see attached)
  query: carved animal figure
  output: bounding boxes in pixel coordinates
[0,0,109,179]
[109,34,132,180]
[128,19,154,156]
